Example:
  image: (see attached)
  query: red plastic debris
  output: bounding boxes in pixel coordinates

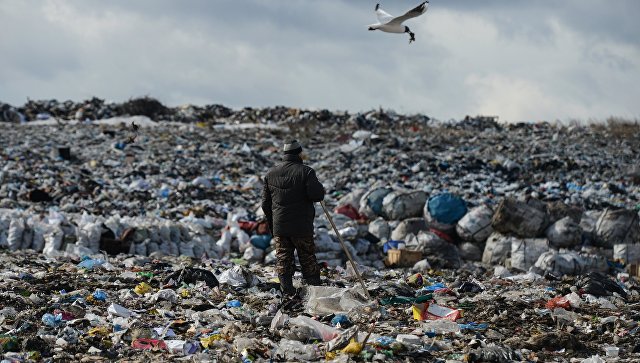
[546,296,571,310]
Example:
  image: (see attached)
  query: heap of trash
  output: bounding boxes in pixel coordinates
[1,98,640,361]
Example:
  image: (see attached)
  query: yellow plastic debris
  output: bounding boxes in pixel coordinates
[325,351,337,360]
[134,282,153,295]
[87,326,110,337]
[200,334,224,349]
[341,338,363,355]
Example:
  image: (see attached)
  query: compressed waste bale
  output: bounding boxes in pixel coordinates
[425,193,467,226]
[594,208,640,247]
[242,246,264,261]
[482,232,512,265]
[533,250,608,276]
[412,231,461,269]
[391,217,428,241]
[491,198,549,238]
[546,200,582,223]
[580,210,603,245]
[459,242,482,261]
[456,204,494,243]
[368,217,390,242]
[76,217,103,253]
[315,228,341,251]
[382,190,428,220]
[7,217,25,251]
[613,244,640,264]
[510,238,549,271]
[358,187,392,219]
[545,216,583,248]
[337,188,366,209]
[42,226,64,257]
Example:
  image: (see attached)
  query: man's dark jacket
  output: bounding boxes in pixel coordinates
[262,154,325,237]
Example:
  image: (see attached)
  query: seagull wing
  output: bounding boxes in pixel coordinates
[375,4,395,25]
[388,1,429,25]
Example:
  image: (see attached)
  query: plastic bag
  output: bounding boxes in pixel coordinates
[303,286,368,316]
[288,315,339,342]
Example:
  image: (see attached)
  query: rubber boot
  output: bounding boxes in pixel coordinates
[279,275,296,296]
[304,274,322,286]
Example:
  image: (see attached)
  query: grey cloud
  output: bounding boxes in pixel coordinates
[0,0,638,122]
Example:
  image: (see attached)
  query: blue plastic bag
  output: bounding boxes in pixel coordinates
[427,193,467,225]
[250,234,272,250]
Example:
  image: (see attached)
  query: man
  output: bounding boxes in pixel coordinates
[261,140,325,295]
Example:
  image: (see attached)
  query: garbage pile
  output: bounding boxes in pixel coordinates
[1,99,640,361]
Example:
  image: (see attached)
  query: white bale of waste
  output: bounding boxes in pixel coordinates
[43,226,64,257]
[510,238,550,271]
[315,229,342,252]
[133,241,148,256]
[31,222,48,252]
[491,198,549,238]
[147,241,160,255]
[613,244,640,264]
[456,205,494,243]
[242,246,264,262]
[179,241,196,258]
[338,188,366,209]
[368,217,390,242]
[76,218,103,253]
[594,208,640,247]
[580,210,602,235]
[482,232,512,265]
[358,187,392,219]
[459,242,483,261]
[351,239,370,255]
[0,213,10,248]
[545,216,583,248]
[382,190,428,221]
[7,217,25,251]
[391,217,428,241]
[533,250,608,276]
[412,231,461,269]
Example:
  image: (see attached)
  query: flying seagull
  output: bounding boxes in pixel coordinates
[368,1,429,43]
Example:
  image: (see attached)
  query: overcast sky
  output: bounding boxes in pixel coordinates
[1,0,639,122]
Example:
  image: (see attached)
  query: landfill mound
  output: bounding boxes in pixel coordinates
[1,99,640,361]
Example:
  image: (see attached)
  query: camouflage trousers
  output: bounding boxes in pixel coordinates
[274,235,320,279]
